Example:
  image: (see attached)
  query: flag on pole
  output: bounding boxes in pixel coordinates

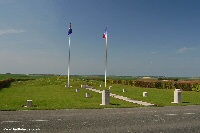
[67,22,72,88]
[68,23,72,35]
[103,27,108,88]
[103,27,107,39]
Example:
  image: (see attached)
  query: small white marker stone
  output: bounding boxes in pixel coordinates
[86,93,90,98]
[27,100,32,107]
[123,89,126,92]
[143,92,148,97]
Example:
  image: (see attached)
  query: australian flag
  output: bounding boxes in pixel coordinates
[68,23,72,35]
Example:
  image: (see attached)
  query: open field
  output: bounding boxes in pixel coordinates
[0,74,200,110]
[0,74,31,81]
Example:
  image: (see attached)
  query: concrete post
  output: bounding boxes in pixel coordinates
[123,89,126,92]
[76,89,80,92]
[143,92,148,97]
[100,90,110,105]
[27,100,32,107]
[172,89,182,104]
[86,93,90,98]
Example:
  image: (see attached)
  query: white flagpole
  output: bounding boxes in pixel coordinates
[68,35,70,88]
[105,36,108,88]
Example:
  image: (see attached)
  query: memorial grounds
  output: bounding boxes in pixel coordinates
[0,74,200,111]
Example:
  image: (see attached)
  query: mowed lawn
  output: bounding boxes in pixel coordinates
[1,76,200,110]
[0,77,141,110]
[98,84,200,106]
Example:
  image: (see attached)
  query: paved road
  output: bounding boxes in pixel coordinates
[1,106,200,133]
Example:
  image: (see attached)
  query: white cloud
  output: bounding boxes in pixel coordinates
[0,29,26,35]
[175,47,194,53]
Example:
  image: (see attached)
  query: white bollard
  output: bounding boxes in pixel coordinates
[123,89,126,92]
[86,93,90,98]
[100,90,110,105]
[100,84,102,88]
[172,89,182,104]
[27,100,32,107]
[109,86,112,89]
[143,92,148,97]
[76,89,80,93]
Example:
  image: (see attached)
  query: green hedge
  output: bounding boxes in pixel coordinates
[133,80,175,89]
[135,80,200,91]
[107,79,200,91]
[0,78,35,90]
[0,78,15,90]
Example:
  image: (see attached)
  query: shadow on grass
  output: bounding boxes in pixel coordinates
[182,102,190,103]
[110,103,120,106]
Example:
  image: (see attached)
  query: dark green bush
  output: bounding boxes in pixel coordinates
[0,78,35,90]
[0,78,15,90]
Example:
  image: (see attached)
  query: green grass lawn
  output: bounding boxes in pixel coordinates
[0,76,200,110]
[0,77,140,110]
[96,84,200,106]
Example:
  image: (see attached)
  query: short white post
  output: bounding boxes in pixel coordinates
[76,89,80,92]
[123,89,126,92]
[100,90,110,105]
[143,92,148,97]
[86,93,90,98]
[172,89,182,104]
[100,84,102,88]
[109,86,112,89]
[27,100,32,107]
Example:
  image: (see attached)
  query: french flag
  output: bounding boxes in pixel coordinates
[103,27,107,39]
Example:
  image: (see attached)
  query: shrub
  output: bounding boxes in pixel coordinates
[0,78,15,90]
[133,79,199,91]
[0,78,35,90]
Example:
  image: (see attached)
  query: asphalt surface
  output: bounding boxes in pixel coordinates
[1,106,200,133]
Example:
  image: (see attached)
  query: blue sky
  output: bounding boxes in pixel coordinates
[0,0,200,77]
